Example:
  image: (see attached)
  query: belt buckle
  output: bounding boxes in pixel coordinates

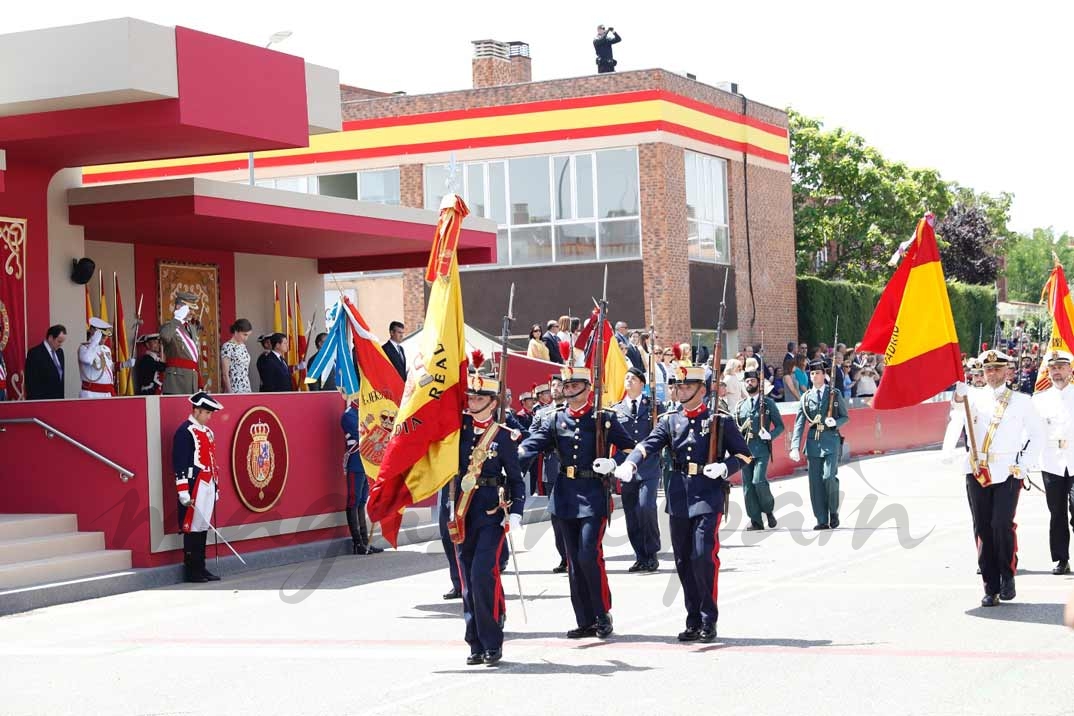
[566,466,576,479]
[687,463,698,476]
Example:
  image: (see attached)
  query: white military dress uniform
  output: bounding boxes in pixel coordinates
[1031,350,1074,572]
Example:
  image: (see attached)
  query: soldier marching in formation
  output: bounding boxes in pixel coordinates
[735,366,785,530]
[789,358,849,529]
[519,365,635,639]
[612,367,661,572]
[1031,350,1074,576]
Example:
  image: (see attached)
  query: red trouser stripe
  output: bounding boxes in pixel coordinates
[492,534,506,622]
[711,512,723,604]
[597,517,612,612]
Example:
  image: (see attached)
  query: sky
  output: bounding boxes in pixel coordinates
[8,0,1070,234]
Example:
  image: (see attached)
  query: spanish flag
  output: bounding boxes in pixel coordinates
[113,273,132,396]
[85,285,94,331]
[574,306,628,405]
[272,281,283,335]
[1035,255,1074,392]
[293,283,308,391]
[367,194,469,547]
[98,271,111,350]
[859,213,963,409]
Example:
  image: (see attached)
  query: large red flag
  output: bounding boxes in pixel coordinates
[859,214,963,409]
[574,306,628,405]
[1034,257,1074,392]
[367,195,469,546]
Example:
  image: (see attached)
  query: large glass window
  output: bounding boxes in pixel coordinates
[358,168,400,205]
[424,148,640,267]
[255,169,400,206]
[685,150,730,264]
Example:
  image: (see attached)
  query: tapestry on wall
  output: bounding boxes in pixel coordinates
[0,217,28,400]
[158,260,221,392]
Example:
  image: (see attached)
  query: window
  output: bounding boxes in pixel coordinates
[684,151,730,264]
[317,173,357,200]
[424,148,640,267]
[256,169,400,205]
[358,168,400,205]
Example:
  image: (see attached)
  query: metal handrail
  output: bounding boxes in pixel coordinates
[0,418,135,482]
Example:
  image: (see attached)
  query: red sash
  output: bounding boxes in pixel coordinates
[167,357,198,371]
[81,381,116,395]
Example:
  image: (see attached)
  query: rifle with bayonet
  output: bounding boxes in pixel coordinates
[649,298,659,425]
[594,266,611,513]
[708,268,731,463]
[497,283,515,423]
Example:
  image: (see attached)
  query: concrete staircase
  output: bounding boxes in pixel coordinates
[0,514,132,592]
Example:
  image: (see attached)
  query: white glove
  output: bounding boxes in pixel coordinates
[824,417,837,428]
[703,462,728,480]
[614,461,637,482]
[592,457,616,475]
[298,361,307,371]
[174,304,191,322]
[759,428,772,440]
[789,448,801,462]
[121,358,136,369]
[178,491,191,507]
[954,381,969,398]
[508,513,523,532]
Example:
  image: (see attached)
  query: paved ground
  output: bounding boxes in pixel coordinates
[3,448,1074,715]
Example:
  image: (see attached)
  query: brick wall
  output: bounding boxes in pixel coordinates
[638,142,691,348]
[472,56,531,89]
[727,159,797,353]
[399,164,426,328]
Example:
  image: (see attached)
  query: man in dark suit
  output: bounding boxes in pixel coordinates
[541,320,563,365]
[25,324,67,400]
[382,320,407,382]
[615,321,645,372]
[257,333,292,392]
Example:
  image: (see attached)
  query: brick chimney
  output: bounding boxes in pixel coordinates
[472,40,531,89]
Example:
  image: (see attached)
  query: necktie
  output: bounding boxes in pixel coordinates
[398,343,405,364]
[631,399,638,417]
[50,348,61,376]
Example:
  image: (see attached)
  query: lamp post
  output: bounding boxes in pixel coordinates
[249,31,293,186]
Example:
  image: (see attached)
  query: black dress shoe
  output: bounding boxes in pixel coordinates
[566,625,597,639]
[745,522,764,531]
[1054,560,1071,575]
[830,514,840,529]
[677,627,700,642]
[552,560,568,574]
[698,624,717,643]
[813,524,830,531]
[999,577,1016,601]
[466,653,484,666]
[627,561,644,573]
[981,594,1000,607]
[361,543,384,555]
[185,573,209,584]
[766,512,778,528]
[201,570,221,582]
[352,539,363,555]
[595,614,614,638]
[443,587,462,600]
[644,558,659,572]
[483,649,502,666]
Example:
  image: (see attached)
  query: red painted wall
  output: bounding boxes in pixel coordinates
[0,161,56,344]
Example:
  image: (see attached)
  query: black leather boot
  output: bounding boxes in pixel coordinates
[357,510,383,555]
[345,506,362,555]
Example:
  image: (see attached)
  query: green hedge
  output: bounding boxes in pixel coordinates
[797,276,996,355]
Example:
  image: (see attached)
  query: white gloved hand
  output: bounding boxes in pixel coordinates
[174,304,191,322]
[614,461,637,482]
[178,491,192,507]
[759,428,772,440]
[509,513,523,532]
[702,462,728,480]
[298,361,307,371]
[592,457,616,475]
[824,417,837,428]
[954,381,969,398]
[789,448,801,462]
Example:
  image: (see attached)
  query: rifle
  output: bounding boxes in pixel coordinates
[707,268,731,463]
[497,284,515,423]
[827,316,840,420]
[758,330,767,444]
[649,298,658,425]
[594,266,611,513]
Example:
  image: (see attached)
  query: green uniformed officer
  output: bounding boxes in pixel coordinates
[789,358,849,529]
[734,369,784,530]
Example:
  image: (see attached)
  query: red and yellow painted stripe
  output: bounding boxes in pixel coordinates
[83,89,789,183]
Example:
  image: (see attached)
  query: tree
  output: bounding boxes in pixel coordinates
[790,109,952,284]
[936,202,1000,284]
[1004,228,1074,302]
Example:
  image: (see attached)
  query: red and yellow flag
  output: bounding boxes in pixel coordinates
[114,273,132,396]
[85,285,94,330]
[293,283,308,391]
[574,306,628,405]
[97,271,111,350]
[286,282,297,373]
[340,295,405,479]
[272,281,283,335]
[367,194,469,547]
[1035,256,1074,392]
[859,213,963,409]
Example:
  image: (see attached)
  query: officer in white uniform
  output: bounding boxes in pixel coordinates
[943,349,1044,606]
[1032,350,1074,575]
[78,317,133,398]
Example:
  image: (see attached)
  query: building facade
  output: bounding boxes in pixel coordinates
[85,40,797,354]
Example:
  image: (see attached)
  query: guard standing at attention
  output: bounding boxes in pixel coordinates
[734,368,784,530]
[612,367,661,572]
[789,358,849,529]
